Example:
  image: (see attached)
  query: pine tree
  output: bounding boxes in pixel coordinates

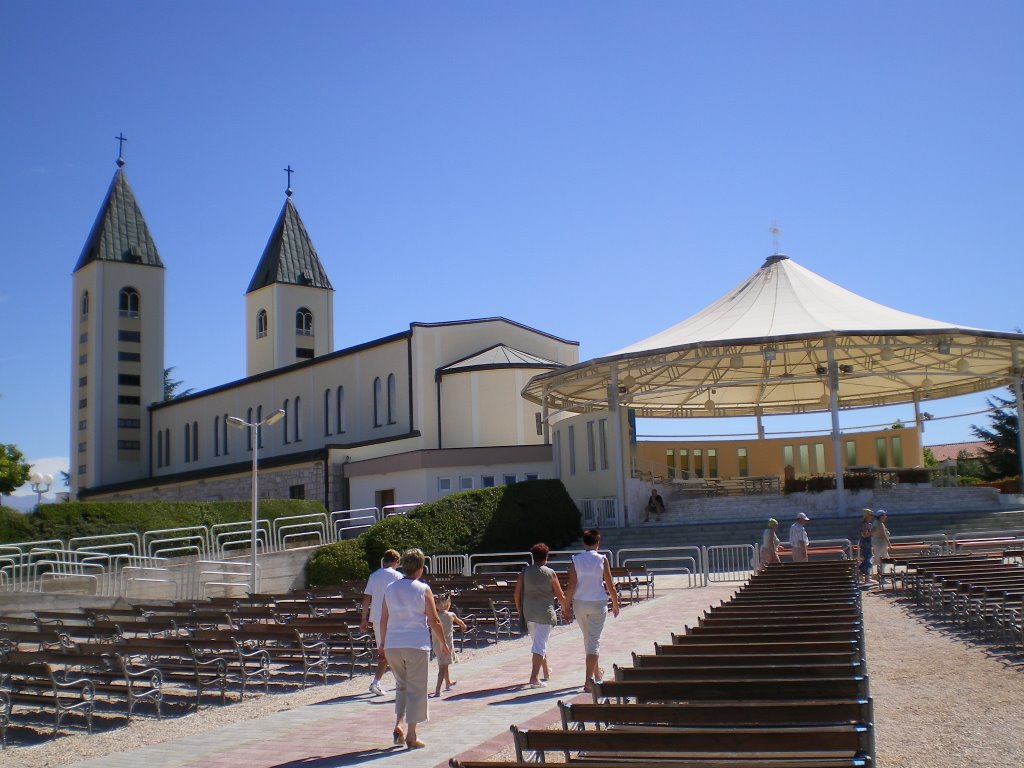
[970,389,1021,479]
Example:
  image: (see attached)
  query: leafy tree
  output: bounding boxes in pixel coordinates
[922,447,938,467]
[59,470,70,488]
[971,389,1020,480]
[0,443,31,506]
[163,367,195,401]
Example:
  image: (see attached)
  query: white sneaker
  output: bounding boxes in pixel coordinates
[368,680,383,695]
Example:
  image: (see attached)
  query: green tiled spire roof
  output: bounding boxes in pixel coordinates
[246,198,333,293]
[74,168,163,272]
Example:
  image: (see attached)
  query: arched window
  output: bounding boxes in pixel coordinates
[157,432,163,467]
[164,429,170,465]
[256,406,264,448]
[184,423,191,462]
[214,416,220,456]
[296,308,313,336]
[336,386,346,433]
[373,377,382,427]
[222,414,229,455]
[256,309,268,339]
[387,373,397,425]
[294,396,302,442]
[246,407,254,451]
[81,291,89,318]
[323,389,332,436]
[192,421,199,461]
[119,287,140,318]
[282,399,290,444]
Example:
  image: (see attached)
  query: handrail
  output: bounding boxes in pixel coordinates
[144,526,211,557]
[382,503,422,517]
[271,513,329,550]
[69,532,141,555]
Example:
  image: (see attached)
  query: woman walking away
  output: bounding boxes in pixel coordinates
[514,542,568,688]
[378,548,448,750]
[431,592,466,696]
[564,529,620,692]
[857,509,875,585]
[759,518,781,571]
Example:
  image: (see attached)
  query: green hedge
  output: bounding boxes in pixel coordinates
[0,499,327,544]
[305,479,581,587]
[305,539,370,586]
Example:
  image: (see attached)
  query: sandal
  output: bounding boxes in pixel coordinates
[392,727,404,745]
[406,738,426,749]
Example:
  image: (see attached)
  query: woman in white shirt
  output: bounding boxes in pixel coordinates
[378,548,448,749]
[563,529,620,692]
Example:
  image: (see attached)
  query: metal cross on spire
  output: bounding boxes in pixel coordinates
[284,165,295,198]
[115,133,128,167]
[769,221,782,254]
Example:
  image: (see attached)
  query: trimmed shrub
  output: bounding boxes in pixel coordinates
[305,538,370,586]
[361,515,431,568]
[0,506,36,542]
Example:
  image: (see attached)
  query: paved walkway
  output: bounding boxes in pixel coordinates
[66,578,738,768]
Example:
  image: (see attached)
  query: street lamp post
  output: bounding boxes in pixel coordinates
[226,409,285,594]
[29,472,53,508]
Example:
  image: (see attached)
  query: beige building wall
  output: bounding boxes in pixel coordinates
[246,282,335,377]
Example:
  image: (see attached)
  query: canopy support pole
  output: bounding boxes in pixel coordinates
[609,368,627,527]
[1012,347,1024,485]
[755,408,765,440]
[913,393,925,467]
[827,342,846,517]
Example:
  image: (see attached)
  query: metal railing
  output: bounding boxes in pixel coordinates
[579,497,618,528]
[704,544,756,583]
[616,546,704,587]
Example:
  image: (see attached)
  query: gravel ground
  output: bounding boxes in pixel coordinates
[5,588,1024,768]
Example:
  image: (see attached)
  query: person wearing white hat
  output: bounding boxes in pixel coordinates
[789,512,810,562]
[759,518,781,571]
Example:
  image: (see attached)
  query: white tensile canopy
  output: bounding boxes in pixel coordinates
[523,254,1024,519]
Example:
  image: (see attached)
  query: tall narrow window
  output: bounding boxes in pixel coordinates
[679,449,689,479]
[845,440,857,467]
[891,436,903,467]
[373,377,383,427]
[184,423,191,462]
[294,396,302,442]
[694,449,704,478]
[296,308,313,336]
[665,449,676,480]
[814,443,826,474]
[164,429,170,465]
[214,416,220,456]
[119,287,140,318]
[707,448,718,479]
[222,414,229,455]
[876,438,888,468]
[568,425,576,475]
[81,291,89,318]
[282,399,290,444]
[798,445,810,475]
[782,445,794,473]
[256,309,268,339]
[157,433,163,467]
[192,421,199,461]
[586,421,596,471]
[336,386,346,433]
[324,389,332,436]
[737,447,749,477]
[246,407,254,451]
[387,373,397,425]
[257,406,263,448]
[598,418,609,470]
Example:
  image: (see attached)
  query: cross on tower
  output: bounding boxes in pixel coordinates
[115,133,128,167]
[284,165,295,197]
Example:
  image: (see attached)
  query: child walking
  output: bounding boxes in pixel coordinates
[432,593,467,696]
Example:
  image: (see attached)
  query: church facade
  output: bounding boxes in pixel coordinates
[70,157,579,512]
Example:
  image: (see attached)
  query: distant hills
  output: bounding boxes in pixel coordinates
[0,494,50,513]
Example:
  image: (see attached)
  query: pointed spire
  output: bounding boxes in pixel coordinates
[246,194,333,293]
[74,143,163,272]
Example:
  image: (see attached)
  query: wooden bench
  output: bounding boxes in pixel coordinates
[592,676,869,703]
[559,699,873,729]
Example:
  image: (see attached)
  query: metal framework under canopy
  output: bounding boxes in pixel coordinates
[522,255,1024,418]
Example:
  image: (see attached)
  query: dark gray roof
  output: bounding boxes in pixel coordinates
[246,198,333,293]
[74,168,163,272]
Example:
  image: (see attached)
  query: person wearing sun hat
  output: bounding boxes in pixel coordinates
[789,512,810,562]
[759,518,781,570]
[871,509,891,580]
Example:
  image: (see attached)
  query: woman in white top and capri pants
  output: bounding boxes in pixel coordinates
[563,528,620,691]
[378,548,448,750]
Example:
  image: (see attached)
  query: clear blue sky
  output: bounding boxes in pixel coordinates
[2,2,1022,496]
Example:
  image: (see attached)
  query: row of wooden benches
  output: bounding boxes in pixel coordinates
[450,559,874,768]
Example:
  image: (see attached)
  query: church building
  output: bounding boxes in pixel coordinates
[70,151,579,511]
